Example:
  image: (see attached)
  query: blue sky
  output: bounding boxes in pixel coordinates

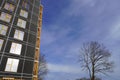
[41,0,120,80]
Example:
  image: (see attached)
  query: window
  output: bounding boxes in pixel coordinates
[4,3,15,12]
[17,19,26,28]
[22,1,29,10]
[14,30,24,40]
[20,9,28,18]
[5,58,19,72]
[0,39,4,51]
[0,24,8,35]
[10,42,22,55]
[0,12,12,22]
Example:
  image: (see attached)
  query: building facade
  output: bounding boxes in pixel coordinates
[0,0,42,80]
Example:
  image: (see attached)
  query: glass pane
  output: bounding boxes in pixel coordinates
[0,12,12,22]
[5,65,11,71]
[10,42,22,55]
[14,30,24,40]
[20,9,28,18]
[0,39,4,51]
[17,19,26,28]
[5,58,19,72]
[0,24,8,35]
[11,59,19,72]
[4,3,15,12]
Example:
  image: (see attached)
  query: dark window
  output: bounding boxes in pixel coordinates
[26,45,35,58]
[35,0,40,7]
[0,56,7,71]
[31,14,38,25]
[23,60,34,74]
[28,33,36,45]
[33,7,39,16]
[30,23,37,33]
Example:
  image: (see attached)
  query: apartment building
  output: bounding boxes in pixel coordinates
[0,0,43,80]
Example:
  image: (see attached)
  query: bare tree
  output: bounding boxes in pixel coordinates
[38,54,48,80]
[79,41,114,80]
[76,77,101,80]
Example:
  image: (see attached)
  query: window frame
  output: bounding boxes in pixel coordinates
[20,9,28,18]
[17,18,26,29]
[0,24,8,35]
[10,42,22,55]
[0,12,12,22]
[4,3,15,12]
[5,58,19,72]
[14,29,24,40]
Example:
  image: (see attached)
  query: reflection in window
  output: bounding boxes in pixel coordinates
[22,1,29,10]
[5,58,19,72]
[17,19,26,28]
[10,42,22,55]
[0,39,4,51]
[20,9,28,18]
[4,3,15,12]
[0,24,8,35]
[0,12,12,22]
[14,30,24,40]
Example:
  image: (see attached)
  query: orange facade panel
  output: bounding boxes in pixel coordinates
[33,5,43,80]
[35,48,40,61]
[36,37,40,48]
[33,61,39,75]
[2,78,14,80]
[37,27,41,38]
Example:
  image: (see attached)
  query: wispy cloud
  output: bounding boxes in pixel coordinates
[47,63,82,74]
[41,0,120,80]
[45,63,87,80]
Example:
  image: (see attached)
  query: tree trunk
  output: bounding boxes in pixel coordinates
[91,63,95,80]
[91,75,95,80]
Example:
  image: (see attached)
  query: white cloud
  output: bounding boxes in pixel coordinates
[47,63,83,74]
